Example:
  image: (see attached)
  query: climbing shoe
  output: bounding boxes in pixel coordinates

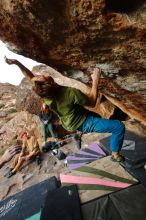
[111,155,125,162]
[7,170,16,178]
[4,168,13,177]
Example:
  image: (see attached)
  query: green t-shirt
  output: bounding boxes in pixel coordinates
[44,87,87,131]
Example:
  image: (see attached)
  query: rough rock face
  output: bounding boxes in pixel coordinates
[0,81,42,150]
[0,83,17,131]
[0,0,146,71]
[33,65,146,126]
[0,111,41,148]
[0,0,146,125]
[0,83,17,114]
[15,78,42,114]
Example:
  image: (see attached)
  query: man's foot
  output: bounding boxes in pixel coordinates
[111,155,124,162]
[7,170,16,178]
[73,133,81,150]
[4,168,13,177]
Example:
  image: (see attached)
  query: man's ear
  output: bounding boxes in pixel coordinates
[45,76,56,85]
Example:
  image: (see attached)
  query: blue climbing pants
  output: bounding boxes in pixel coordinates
[78,115,125,153]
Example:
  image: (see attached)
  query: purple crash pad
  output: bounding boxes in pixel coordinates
[66,144,106,170]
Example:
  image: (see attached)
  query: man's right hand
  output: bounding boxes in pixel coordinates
[4,56,17,65]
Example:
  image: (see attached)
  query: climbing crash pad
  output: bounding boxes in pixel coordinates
[99,130,146,166]
[66,143,106,170]
[81,184,146,220]
[40,185,82,220]
[0,176,60,220]
[60,156,137,203]
[99,130,146,185]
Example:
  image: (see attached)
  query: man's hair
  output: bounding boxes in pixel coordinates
[32,80,58,99]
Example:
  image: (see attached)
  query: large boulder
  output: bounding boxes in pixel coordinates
[0,0,145,74]
[0,1,145,125]
[0,83,17,130]
[15,78,42,114]
[0,111,41,148]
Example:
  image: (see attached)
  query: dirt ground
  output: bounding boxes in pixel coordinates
[0,132,108,201]
[0,119,145,201]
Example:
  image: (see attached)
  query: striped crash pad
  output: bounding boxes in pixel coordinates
[60,156,138,203]
[99,130,146,164]
[99,131,146,186]
[66,144,106,170]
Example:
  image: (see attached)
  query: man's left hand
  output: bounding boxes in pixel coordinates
[91,68,101,81]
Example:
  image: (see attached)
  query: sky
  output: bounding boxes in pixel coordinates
[0,41,39,85]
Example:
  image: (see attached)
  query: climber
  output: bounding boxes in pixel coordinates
[0,145,21,169]
[5,56,125,162]
[39,102,57,145]
[7,131,41,178]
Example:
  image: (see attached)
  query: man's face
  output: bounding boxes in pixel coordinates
[32,75,55,84]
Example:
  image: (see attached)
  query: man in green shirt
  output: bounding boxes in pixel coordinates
[5,57,125,162]
[44,87,88,131]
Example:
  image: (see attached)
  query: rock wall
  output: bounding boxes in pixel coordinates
[0,81,42,150]
[0,83,17,130]
[15,78,42,114]
[0,0,145,73]
[33,64,146,126]
[0,111,42,149]
[0,1,146,127]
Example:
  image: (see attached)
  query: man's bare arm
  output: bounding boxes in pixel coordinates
[4,56,35,81]
[85,68,101,108]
